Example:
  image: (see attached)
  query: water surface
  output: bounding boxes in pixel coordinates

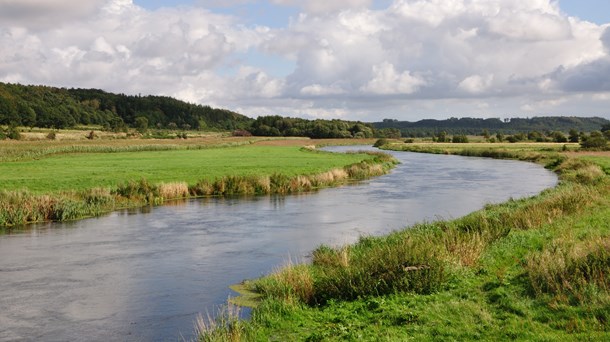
[0,147,557,341]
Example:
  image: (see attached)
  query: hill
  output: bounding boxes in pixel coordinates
[0,82,252,131]
[374,116,610,137]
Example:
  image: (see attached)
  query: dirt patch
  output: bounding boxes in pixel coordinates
[564,151,610,157]
[253,138,375,147]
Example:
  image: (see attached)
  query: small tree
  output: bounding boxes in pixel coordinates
[135,116,149,134]
[496,132,504,142]
[452,135,469,143]
[551,131,568,143]
[436,131,448,142]
[568,129,579,143]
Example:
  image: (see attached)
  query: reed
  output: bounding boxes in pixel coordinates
[195,305,250,342]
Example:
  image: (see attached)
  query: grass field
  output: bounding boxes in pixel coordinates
[0,137,391,227]
[0,145,374,193]
[198,141,610,341]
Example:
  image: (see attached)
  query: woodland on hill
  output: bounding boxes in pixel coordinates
[1,82,608,140]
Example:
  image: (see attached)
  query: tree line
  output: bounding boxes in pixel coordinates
[1,82,608,143]
[0,83,251,131]
[375,116,610,137]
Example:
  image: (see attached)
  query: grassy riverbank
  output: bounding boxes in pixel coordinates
[0,138,395,227]
[198,142,610,341]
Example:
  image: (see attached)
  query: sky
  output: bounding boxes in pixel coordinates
[0,0,609,122]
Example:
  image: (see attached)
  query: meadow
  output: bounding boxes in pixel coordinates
[198,141,610,341]
[0,137,395,227]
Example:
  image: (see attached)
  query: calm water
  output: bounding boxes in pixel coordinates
[0,147,557,341]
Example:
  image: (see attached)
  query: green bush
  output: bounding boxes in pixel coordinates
[373,138,388,147]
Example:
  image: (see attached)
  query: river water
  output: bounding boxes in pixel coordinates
[0,146,557,341]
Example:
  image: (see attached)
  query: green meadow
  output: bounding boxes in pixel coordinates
[0,145,372,193]
[0,139,397,227]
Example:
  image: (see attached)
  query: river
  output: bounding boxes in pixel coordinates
[0,146,557,341]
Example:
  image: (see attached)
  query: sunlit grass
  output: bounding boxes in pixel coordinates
[206,143,610,341]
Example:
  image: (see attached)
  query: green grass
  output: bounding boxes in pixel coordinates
[199,143,610,341]
[0,146,372,193]
[582,156,610,175]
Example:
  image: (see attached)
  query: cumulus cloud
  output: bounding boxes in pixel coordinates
[0,0,609,121]
[361,62,425,95]
[0,0,107,29]
[458,75,494,94]
[271,0,371,14]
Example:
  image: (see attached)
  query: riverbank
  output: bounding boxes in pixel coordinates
[199,142,610,341]
[0,138,396,228]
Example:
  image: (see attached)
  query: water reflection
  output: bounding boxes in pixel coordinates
[0,147,557,341]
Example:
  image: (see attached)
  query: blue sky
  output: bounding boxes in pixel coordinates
[134,0,610,25]
[1,0,609,121]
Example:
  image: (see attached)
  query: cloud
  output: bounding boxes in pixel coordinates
[0,0,609,121]
[0,0,109,29]
[458,75,493,94]
[361,62,425,95]
[271,0,371,14]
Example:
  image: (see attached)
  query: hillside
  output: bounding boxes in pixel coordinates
[374,116,610,136]
[0,82,252,131]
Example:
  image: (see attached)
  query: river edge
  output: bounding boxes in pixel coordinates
[201,142,610,341]
[0,145,398,229]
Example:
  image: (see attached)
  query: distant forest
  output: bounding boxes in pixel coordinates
[0,83,251,131]
[1,82,608,139]
[374,117,610,137]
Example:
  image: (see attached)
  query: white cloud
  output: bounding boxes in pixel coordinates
[0,0,609,121]
[361,62,425,95]
[272,0,371,14]
[0,0,108,29]
[300,83,346,96]
[458,74,493,94]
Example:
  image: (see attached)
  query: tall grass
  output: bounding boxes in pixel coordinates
[526,236,610,304]
[195,305,250,342]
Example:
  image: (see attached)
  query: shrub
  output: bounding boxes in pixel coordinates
[581,137,608,149]
[232,129,253,137]
[452,135,469,143]
[373,138,388,147]
[46,131,57,140]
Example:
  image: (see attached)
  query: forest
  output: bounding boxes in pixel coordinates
[0,83,251,131]
[1,82,608,140]
[375,116,610,136]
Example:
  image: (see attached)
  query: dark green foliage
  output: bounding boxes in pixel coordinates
[373,138,388,147]
[0,82,252,130]
[375,128,401,138]
[581,131,609,149]
[250,115,375,139]
[0,124,22,140]
[375,116,610,137]
[551,131,568,143]
[452,135,469,143]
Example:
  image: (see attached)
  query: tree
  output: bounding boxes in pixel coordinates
[550,131,568,143]
[452,135,469,143]
[568,129,579,143]
[580,131,608,149]
[134,116,148,134]
[496,132,504,142]
[436,131,448,142]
